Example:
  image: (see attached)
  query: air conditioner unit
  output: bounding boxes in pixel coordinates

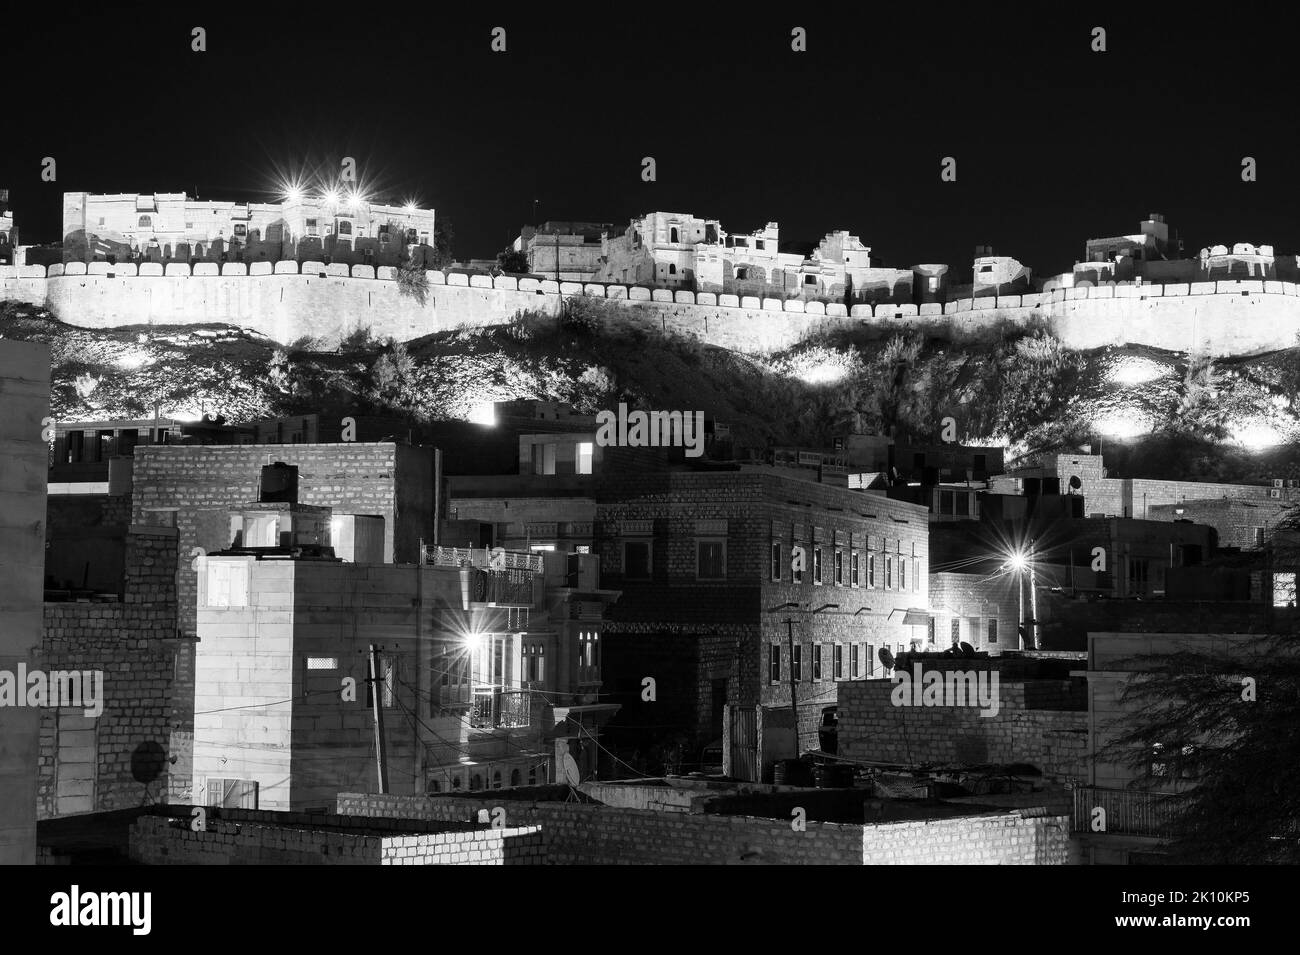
[1273,479,1284,488]
[1270,489,1282,499]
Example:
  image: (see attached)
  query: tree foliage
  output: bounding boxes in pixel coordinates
[1099,508,1300,863]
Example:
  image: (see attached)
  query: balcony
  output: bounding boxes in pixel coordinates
[1072,785,1188,838]
[426,545,544,574]
[469,689,533,730]
[434,683,472,709]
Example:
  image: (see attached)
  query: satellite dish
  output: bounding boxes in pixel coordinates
[878,647,896,670]
[561,752,581,786]
[1069,475,1082,490]
[959,641,976,657]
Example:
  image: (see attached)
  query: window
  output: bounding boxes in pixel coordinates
[813,547,823,585]
[834,550,844,585]
[306,657,338,670]
[205,561,249,608]
[769,644,781,684]
[576,441,593,474]
[736,267,748,280]
[623,540,652,579]
[1150,743,1167,778]
[770,542,782,582]
[1128,558,1150,592]
[1274,572,1297,608]
[406,228,418,243]
[812,644,822,681]
[950,618,960,644]
[885,556,893,590]
[668,264,677,275]
[851,551,859,587]
[525,644,546,683]
[867,554,876,588]
[98,217,106,227]
[1253,526,1266,547]
[670,228,679,243]
[138,215,152,229]
[578,631,601,680]
[914,558,922,592]
[233,224,247,237]
[966,617,981,644]
[899,557,907,591]
[850,643,860,678]
[988,618,998,643]
[306,218,319,236]
[337,220,352,236]
[793,545,804,584]
[697,540,726,580]
[833,644,843,680]
[793,644,803,682]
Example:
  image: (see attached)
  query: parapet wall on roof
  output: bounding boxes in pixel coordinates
[2,264,1297,357]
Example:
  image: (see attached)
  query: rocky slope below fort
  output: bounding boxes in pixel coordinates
[4,298,1300,482]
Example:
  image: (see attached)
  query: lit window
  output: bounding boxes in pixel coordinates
[307,657,338,670]
[576,441,593,474]
[1274,572,1297,608]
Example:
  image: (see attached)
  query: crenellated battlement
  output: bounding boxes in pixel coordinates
[2,263,1299,358]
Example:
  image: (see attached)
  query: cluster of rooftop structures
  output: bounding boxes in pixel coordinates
[2,365,1295,863]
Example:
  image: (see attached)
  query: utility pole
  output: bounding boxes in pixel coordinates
[368,643,389,794]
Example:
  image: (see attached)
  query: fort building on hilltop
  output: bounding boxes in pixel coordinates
[61,191,437,268]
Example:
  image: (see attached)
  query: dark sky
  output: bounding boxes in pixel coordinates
[6,9,1298,278]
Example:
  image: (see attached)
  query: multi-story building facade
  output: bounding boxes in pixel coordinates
[592,212,912,302]
[514,221,614,281]
[0,339,50,864]
[192,518,619,811]
[591,469,930,775]
[62,191,436,267]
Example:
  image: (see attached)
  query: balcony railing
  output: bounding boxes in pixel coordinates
[469,689,533,730]
[1072,786,1188,837]
[426,545,544,574]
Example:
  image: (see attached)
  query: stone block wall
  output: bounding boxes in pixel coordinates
[838,678,1088,783]
[36,527,179,818]
[127,809,545,865]
[336,792,1072,865]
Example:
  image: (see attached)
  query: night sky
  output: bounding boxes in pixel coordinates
[6,9,1298,277]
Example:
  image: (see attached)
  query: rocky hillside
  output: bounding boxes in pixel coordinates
[4,296,1300,481]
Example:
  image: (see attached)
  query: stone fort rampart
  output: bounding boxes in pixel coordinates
[3,262,1299,357]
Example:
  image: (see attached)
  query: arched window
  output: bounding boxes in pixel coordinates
[492,770,502,789]
[510,769,521,787]
[428,780,441,793]
[670,227,679,243]
[669,264,677,275]
[528,766,537,785]
[338,220,352,236]
[471,773,483,791]
[138,215,152,229]
[451,775,462,790]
